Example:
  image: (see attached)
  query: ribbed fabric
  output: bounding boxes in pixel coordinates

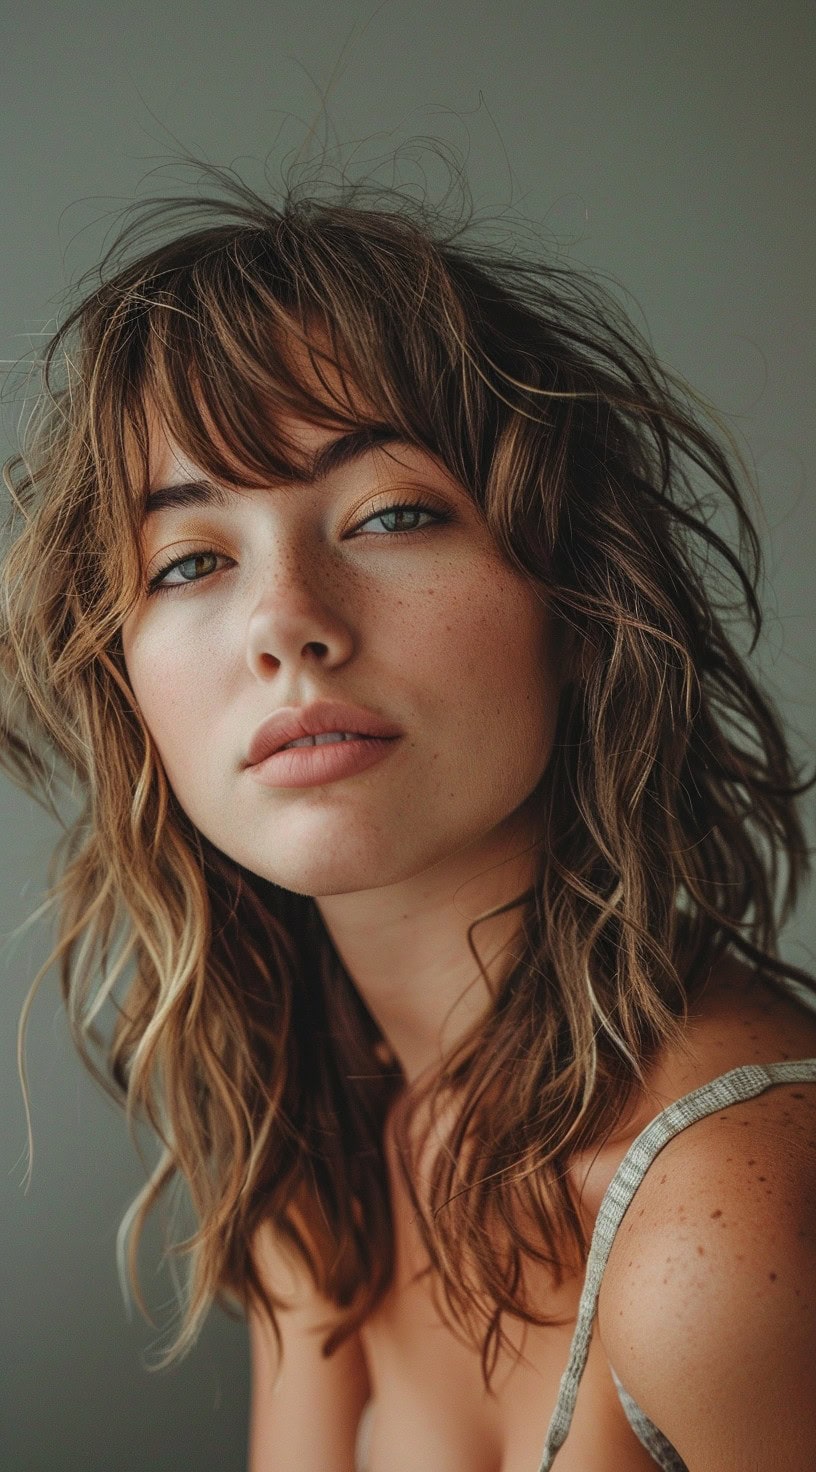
[535,1057,816,1471]
[609,1366,687,1470]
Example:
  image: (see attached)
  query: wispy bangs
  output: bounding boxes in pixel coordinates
[113,222,479,511]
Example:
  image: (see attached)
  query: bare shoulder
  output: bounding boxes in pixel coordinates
[596,958,816,1469]
[598,1058,816,1317]
[598,951,816,1308]
[650,953,816,1099]
[569,954,816,1221]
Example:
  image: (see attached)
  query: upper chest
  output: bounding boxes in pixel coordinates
[357,1098,656,1472]
[356,1059,665,1472]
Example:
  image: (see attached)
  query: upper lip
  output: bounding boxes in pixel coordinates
[245,700,403,766]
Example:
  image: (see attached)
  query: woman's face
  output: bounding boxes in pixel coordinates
[121,402,564,899]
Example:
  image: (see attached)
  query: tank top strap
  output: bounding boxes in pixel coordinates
[535,1058,816,1471]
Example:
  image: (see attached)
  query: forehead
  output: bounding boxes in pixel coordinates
[143,318,403,486]
[147,413,362,478]
[137,324,480,527]
[141,414,478,537]
[146,331,348,468]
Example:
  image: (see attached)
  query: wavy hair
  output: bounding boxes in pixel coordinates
[3,156,814,1387]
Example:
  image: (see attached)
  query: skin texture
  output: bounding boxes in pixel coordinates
[121,408,564,1082]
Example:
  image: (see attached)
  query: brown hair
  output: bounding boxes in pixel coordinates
[2,156,813,1385]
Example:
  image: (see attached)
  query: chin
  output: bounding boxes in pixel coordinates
[227,844,410,898]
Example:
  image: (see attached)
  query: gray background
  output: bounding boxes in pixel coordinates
[2,3,814,1469]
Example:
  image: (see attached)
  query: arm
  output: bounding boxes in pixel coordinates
[247,1220,371,1472]
[597,1096,816,1471]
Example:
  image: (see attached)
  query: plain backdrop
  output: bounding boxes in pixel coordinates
[1,3,814,1469]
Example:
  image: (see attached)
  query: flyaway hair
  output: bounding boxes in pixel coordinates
[2,153,814,1385]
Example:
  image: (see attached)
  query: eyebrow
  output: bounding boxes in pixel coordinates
[143,424,407,519]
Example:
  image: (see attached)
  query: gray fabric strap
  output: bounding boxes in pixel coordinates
[610,1367,688,1471]
[535,1059,816,1471]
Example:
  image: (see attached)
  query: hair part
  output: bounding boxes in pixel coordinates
[2,156,814,1384]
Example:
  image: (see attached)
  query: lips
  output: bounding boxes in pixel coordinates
[245,699,403,767]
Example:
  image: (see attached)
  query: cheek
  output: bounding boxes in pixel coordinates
[122,621,214,765]
[451,570,554,689]
[411,570,557,758]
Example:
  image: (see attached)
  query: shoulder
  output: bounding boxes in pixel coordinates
[597,1068,816,1469]
[569,954,816,1222]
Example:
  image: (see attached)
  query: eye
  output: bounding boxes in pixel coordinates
[351,498,452,536]
[146,498,453,594]
[148,549,228,593]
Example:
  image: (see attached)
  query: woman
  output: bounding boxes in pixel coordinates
[3,162,815,1471]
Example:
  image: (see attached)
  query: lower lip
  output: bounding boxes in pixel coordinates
[248,735,401,788]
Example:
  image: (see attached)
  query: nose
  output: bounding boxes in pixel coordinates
[244,559,355,678]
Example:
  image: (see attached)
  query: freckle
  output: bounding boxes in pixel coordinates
[697,1245,705,1256]
[747,1159,756,1166]
[638,1208,644,1216]
[757,1175,767,1181]
[710,1209,723,1219]
[736,1254,745,1262]
[790,1092,805,1100]
[741,1120,750,1127]
[769,1272,777,1282]
[660,1174,667,1184]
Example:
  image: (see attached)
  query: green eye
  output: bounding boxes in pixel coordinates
[353,500,448,535]
[147,499,452,595]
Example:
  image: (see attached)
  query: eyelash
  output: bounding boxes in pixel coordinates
[146,499,453,595]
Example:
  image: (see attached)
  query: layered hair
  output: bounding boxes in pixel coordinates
[2,159,813,1386]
